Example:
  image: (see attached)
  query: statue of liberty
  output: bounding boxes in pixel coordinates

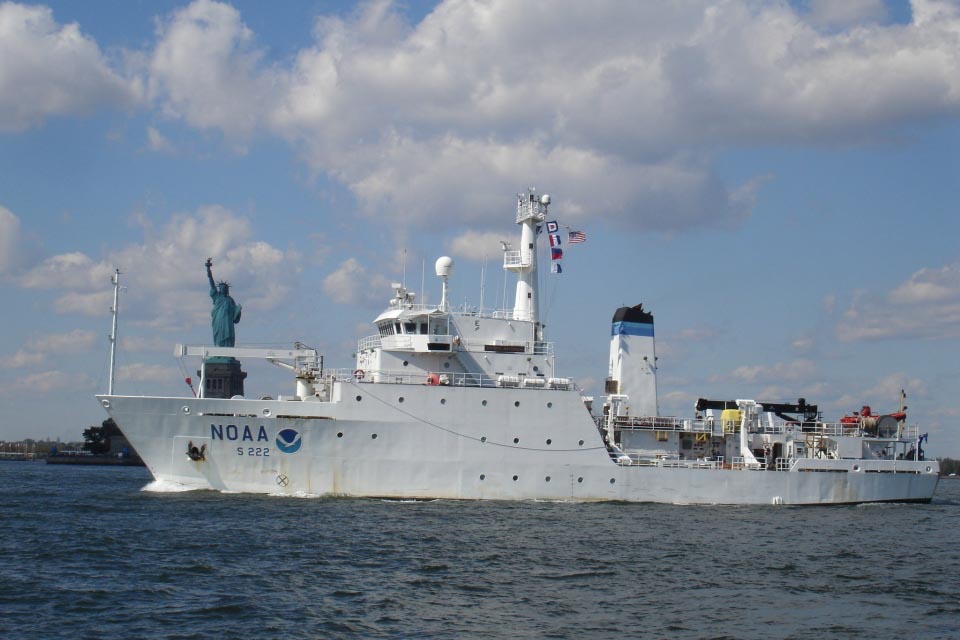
[205,258,242,347]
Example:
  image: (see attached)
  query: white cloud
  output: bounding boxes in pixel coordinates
[149,0,277,139]
[448,231,513,262]
[18,252,114,290]
[134,0,960,233]
[722,359,817,384]
[17,205,297,330]
[120,335,176,353]
[117,363,179,383]
[267,0,960,230]
[0,205,21,274]
[53,291,113,316]
[888,262,960,304]
[791,335,815,352]
[146,126,175,153]
[805,0,888,29]
[837,261,960,341]
[0,2,141,132]
[7,370,90,394]
[322,257,390,305]
[912,0,960,25]
[1,329,97,368]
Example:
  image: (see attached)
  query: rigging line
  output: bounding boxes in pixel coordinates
[345,380,606,453]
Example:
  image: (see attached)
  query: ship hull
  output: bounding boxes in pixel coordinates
[98,383,939,505]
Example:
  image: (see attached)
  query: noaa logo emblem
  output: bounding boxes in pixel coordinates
[276,428,302,454]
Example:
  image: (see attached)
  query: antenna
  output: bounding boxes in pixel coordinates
[401,248,407,289]
[479,256,486,312]
[107,268,121,395]
[500,240,510,311]
[420,259,426,307]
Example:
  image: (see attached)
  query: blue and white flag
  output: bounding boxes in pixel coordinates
[551,262,562,274]
[546,220,559,233]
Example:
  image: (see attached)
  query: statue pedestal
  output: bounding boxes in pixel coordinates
[200,359,247,399]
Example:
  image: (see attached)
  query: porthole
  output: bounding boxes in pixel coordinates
[609,478,616,484]
[577,477,584,483]
[371,433,378,440]
[179,405,189,414]
[512,475,519,481]
[480,474,486,480]
[547,402,553,408]
[262,408,271,417]
[337,432,343,438]
[513,437,519,444]
[402,360,409,366]
[440,398,446,405]
[533,365,539,372]
[355,395,362,402]
[545,476,551,482]
[578,440,584,446]
[443,362,450,369]
[514,401,520,408]
[546,439,552,445]
[480,436,487,443]
[482,400,488,406]
[852,464,861,472]
[398,397,405,403]
[101,399,111,409]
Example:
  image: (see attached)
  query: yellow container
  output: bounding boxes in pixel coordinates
[720,409,742,433]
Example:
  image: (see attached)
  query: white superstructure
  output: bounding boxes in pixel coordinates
[97,190,940,505]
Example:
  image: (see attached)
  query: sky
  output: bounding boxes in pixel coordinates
[0,0,958,455]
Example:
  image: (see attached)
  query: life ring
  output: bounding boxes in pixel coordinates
[354,369,365,380]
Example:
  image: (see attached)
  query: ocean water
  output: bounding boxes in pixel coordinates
[1,463,957,640]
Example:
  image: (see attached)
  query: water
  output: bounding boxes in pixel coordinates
[1,463,958,640]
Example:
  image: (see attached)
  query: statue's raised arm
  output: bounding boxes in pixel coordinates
[205,258,216,295]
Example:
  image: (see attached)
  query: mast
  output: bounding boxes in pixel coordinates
[107,269,121,395]
[506,189,550,323]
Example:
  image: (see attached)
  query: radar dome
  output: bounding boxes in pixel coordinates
[435,256,454,278]
[540,194,551,205]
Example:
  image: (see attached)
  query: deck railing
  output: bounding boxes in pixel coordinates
[331,368,576,391]
[610,415,905,439]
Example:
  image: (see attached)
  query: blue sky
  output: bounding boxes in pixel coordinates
[1,0,958,456]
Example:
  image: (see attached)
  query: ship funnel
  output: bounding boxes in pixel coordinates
[607,304,658,417]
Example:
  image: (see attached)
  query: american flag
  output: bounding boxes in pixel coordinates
[568,230,586,244]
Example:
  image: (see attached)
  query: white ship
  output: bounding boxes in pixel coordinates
[98,190,940,504]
